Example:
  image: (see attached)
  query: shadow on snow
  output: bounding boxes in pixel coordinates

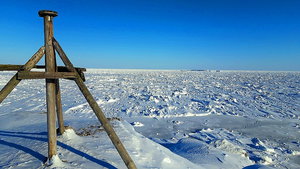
[0,130,117,169]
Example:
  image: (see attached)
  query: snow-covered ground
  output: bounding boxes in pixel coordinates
[0,69,299,168]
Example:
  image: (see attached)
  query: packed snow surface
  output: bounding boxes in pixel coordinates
[0,69,299,169]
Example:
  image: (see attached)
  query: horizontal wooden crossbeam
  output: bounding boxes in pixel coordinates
[0,64,86,72]
[0,64,23,71]
[17,71,77,80]
[0,64,86,81]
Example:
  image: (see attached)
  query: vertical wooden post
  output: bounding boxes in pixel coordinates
[39,10,58,159]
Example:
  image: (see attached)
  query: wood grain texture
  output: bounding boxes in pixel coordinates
[0,64,86,72]
[55,79,65,135]
[42,14,57,159]
[17,71,76,79]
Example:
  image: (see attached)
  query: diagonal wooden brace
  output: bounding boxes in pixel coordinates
[53,38,137,169]
[0,46,45,103]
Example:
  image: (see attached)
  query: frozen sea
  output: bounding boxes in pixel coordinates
[0,69,299,168]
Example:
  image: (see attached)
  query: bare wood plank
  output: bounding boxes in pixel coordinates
[53,38,137,169]
[0,65,22,71]
[0,64,86,72]
[17,71,76,79]
[0,46,45,103]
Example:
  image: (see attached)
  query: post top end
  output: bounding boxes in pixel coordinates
[38,10,58,17]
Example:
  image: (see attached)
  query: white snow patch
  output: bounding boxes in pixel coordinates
[61,129,80,140]
[46,155,65,168]
[130,121,144,127]
[213,139,248,158]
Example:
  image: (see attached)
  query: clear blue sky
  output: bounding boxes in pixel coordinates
[0,0,299,70]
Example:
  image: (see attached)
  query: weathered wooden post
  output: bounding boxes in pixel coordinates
[0,10,137,168]
[39,10,59,159]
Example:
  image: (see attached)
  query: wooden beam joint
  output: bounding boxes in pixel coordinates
[0,64,86,82]
[0,64,86,72]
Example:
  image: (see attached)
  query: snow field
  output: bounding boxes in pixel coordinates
[0,70,300,168]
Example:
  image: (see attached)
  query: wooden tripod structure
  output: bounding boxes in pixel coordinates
[0,10,137,169]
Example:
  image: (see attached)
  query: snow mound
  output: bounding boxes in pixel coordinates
[117,121,202,169]
[160,137,253,169]
[213,139,248,157]
[61,129,80,140]
[130,121,144,127]
[45,155,65,168]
